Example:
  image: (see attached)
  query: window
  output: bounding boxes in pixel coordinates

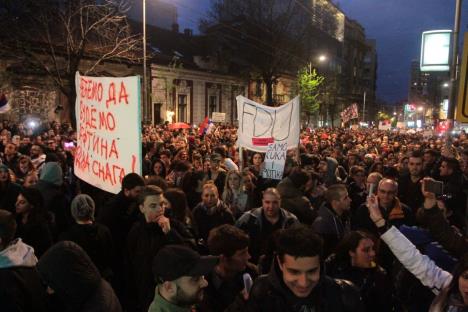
[178,95,187,122]
[209,95,217,116]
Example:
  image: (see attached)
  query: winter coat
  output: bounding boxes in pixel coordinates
[59,223,114,280]
[36,162,71,236]
[0,239,47,312]
[324,255,394,312]
[37,241,122,312]
[192,200,235,241]
[276,177,316,224]
[312,203,350,257]
[16,218,53,258]
[236,207,298,263]
[244,260,364,312]
[0,180,22,213]
[124,217,184,312]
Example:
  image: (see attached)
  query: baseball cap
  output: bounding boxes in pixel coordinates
[153,245,218,282]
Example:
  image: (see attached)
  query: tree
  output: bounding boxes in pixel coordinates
[297,66,324,124]
[0,0,142,126]
[201,0,319,106]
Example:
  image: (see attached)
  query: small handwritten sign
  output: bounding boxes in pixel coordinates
[262,143,287,180]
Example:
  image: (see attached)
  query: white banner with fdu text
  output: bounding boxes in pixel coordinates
[74,72,142,194]
[236,96,300,152]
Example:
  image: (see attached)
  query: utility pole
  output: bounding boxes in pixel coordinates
[447,0,462,130]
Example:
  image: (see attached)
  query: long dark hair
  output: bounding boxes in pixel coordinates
[164,188,193,224]
[333,231,376,267]
[447,253,468,298]
[18,187,47,224]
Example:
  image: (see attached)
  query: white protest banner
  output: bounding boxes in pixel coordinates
[236,95,300,152]
[262,142,287,180]
[211,112,226,122]
[74,72,142,194]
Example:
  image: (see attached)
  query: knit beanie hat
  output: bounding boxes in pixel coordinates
[70,194,95,221]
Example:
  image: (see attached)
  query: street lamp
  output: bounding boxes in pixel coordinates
[417,106,424,112]
[443,82,449,88]
[318,55,327,62]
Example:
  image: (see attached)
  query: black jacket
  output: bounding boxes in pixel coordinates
[192,201,235,242]
[324,256,394,312]
[244,261,364,312]
[124,217,184,312]
[59,223,114,280]
[276,177,316,225]
[16,219,53,258]
[37,241,122,312]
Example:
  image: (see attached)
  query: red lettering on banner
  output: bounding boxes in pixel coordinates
[79,78,103,102]
[119,82,129,104]
[106,82,116,108]
[98,111,116,131]
[252,137,274,146]
[109,140,119,159]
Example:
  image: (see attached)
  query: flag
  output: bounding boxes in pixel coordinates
[340,103,359,123]
[198,116,213,136]
[0,93,11,113]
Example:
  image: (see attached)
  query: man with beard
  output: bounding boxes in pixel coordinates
[244,225,363,312]
[398,151,425,213]
[149,245,218,312]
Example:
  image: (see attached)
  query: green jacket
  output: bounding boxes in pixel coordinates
[148,289,193,312]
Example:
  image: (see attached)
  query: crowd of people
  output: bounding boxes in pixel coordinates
[0,119,467,312]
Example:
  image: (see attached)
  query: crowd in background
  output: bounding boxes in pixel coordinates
[0,119,467,312]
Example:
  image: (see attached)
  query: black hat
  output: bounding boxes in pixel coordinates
[153,245,218,282]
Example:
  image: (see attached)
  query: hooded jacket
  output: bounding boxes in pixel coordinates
[323,157,339,187]
[0,238,47,311]
[276,177,316,225]
[244,258,364,312]
[37,241,122,312]
[36,162,71,235]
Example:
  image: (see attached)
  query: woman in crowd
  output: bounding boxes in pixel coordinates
[325,231,394,311]
[204,153,227,195]
[13,155,34,184]
[15,187,53,258]
[249,152,264,177]
[147,158,166,179]
[222,170,249,218]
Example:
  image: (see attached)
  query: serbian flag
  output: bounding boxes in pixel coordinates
[199,116,209,136]
[0,93,11,113]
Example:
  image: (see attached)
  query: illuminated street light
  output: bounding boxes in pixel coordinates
[393,112,397,116]
[418,106,424,112]
[443,82,449,88]
[318,55,327,62]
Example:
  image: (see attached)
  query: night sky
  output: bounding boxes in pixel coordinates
[165,0,468,104]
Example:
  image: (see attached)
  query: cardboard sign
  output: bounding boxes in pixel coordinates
[236,96,300,152]
[262,143,287,180]
[74,72,142,194]
[211,112,226,122]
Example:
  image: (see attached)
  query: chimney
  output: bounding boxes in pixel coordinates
[184,28,193,37]
[172,23,179,33]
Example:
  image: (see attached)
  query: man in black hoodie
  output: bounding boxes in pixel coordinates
[244,225,363,312]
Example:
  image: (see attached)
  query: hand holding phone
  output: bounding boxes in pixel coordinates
[243,273,253,294]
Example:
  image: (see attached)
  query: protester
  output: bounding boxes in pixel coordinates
[244,224,364,311]
[15,187,53,258]
[149,244,218,312]
[37,241,122,312]
[59,194,114,280]
[236,188,299,270]
[0,209,47,311]
[192,182,234,242]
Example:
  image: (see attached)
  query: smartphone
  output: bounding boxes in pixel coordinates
[425,180,444,195]
[368,183,376,196]
[243,273,253,293]
[63,142,75,150]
